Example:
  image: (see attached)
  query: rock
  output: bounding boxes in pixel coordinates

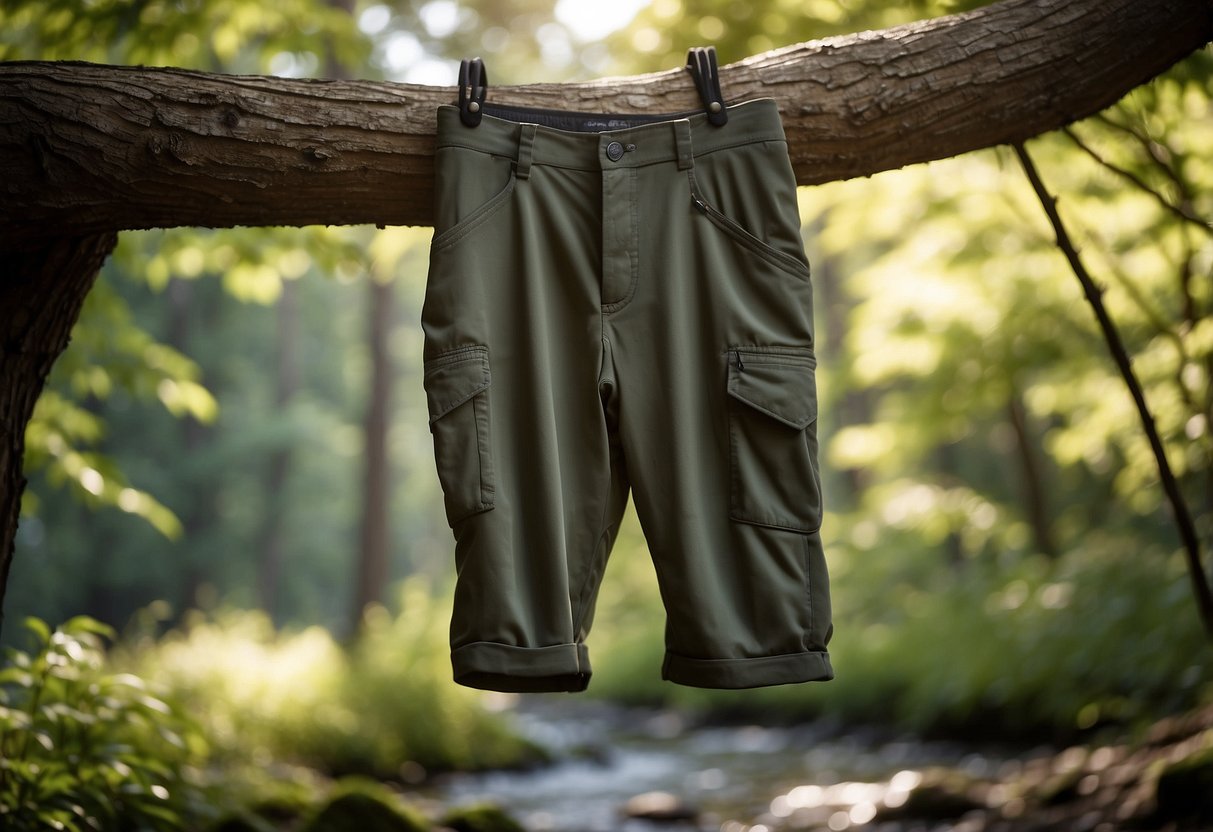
[301,790,429,832]
[207,816,267,832]
[623,791,700,823]
[1152,741,1213,822]
[441,803,528,832]
[1036,766,1087,806]
[876,768,987,821]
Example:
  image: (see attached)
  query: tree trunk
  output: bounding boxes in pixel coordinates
[937,442,966,569]
[1007,387,1058,559]
[0,234,116,638]
[353,277,394,633]
[255,278,300,622]
[1,0,1208,241]
[165,277,218,615]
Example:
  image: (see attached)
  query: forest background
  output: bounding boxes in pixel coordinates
[1,0,1211,827]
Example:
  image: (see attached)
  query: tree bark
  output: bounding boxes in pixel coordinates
[0,233,116,638]
[1,0,1208,243]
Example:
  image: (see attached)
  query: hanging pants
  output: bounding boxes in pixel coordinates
[422,98,832,693]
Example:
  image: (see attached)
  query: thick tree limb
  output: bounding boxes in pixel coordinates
[1,0,1209,242]
[0,234,116,637]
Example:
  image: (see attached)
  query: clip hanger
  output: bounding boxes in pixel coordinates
[458,57,488,127]
[685,46,727,127]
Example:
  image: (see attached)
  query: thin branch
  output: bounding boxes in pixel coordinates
[1062,126,1213,235]
[1078,223,1207,420]
[1013,141,1213,640]
[1092,112,1195,204]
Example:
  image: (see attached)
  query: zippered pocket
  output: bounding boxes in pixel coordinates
[689,171,811,282]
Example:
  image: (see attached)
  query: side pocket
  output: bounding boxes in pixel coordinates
[687,160,811,283]
[430,147,517,253]
[727,346,822,533]
[423,345,496,526]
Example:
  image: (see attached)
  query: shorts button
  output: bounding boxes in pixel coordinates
[606,141,625,162]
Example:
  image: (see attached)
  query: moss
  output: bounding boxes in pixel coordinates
[440,804,527,832]
[207,817,269,832]
[301,780,429,832]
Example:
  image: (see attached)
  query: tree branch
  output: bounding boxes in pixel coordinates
[1014,141,1213,640]
[1,0,1209,241]
[1062,126,1213,235]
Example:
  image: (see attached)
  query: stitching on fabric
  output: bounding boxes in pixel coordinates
[431,174,517,252]
[687,168,811,282]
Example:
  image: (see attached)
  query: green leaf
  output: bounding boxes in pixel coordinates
[23,617,52,647]
[61,617,117,641]
[0,667,34,688]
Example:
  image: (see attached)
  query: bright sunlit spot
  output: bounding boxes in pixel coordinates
[358,3,391,35]
[384,30,424,75]
[420,0,460,38]
[79,467,104,497]
[555,0,652,40]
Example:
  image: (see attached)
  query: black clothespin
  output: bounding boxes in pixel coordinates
[458,57,488,127]
[685,46,727,126]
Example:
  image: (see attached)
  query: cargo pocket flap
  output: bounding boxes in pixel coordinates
[727,351,817,430]
[424,346,491,424]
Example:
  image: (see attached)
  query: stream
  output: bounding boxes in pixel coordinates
[425,697,1042,832]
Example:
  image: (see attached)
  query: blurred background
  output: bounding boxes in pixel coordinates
[1,1,1211,830]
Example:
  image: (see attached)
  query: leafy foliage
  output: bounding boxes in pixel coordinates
[0,614,531,831]
[0,617,207,832]
[116,581,542,779]
[610,0,996,69]
[0,0,368,73]
[21,273,217,538]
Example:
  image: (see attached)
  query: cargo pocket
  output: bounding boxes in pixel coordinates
[423,345,495,526]
[726,346,822,533]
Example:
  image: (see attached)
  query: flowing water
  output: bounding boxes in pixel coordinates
[426,697,1037,832]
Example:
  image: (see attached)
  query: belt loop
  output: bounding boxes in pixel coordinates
[674,120,694,170]
[516,123,537,180]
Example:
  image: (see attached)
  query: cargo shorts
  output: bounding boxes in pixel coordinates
[422,96,833,693]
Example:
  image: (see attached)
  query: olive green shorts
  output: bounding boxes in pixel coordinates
[423,98,832,692]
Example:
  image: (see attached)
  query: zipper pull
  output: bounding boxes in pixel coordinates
[734,348,744,371]
[689,179,708,214]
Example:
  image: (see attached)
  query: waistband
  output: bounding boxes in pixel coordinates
[435,98,788,172]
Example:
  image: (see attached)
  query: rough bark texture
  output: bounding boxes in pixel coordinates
[1,0,1209,242]
[0,234,117,636]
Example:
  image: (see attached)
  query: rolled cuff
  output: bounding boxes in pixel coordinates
[452,641,592,693]
[662,649,833,689]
